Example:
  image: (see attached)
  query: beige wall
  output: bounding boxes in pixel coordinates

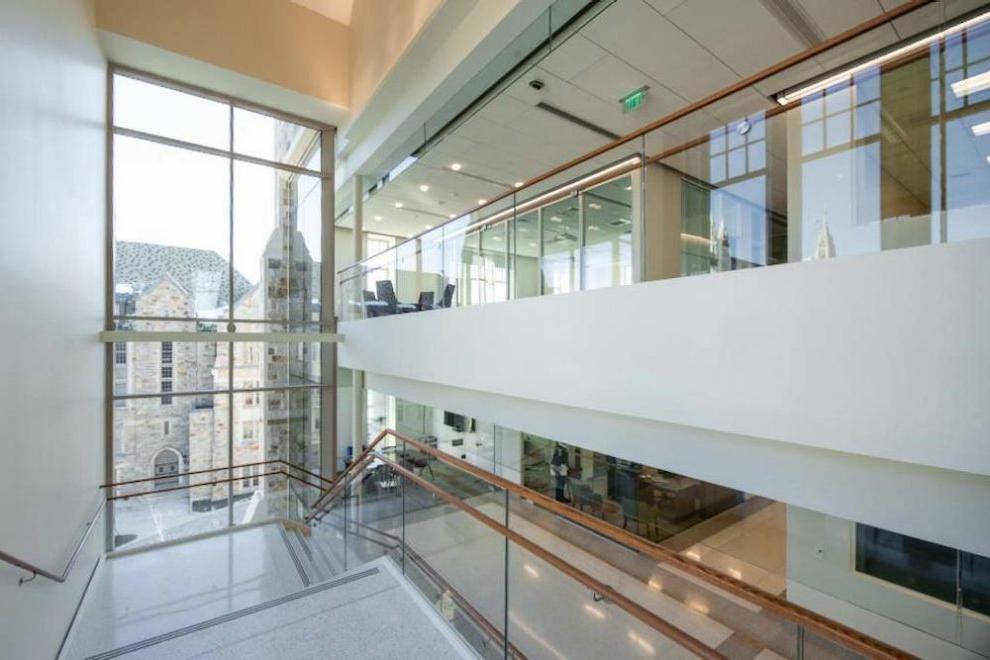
[348,0,443,116]
[96,0,350,111]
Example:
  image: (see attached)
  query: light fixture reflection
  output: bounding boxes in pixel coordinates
[583,604,605,620]
[450,162,462,171]
[419,184,430,192]
[777,11,990,105]
[393,202,403,209]
[973,121,990,136]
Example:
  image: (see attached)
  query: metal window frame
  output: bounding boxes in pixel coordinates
[104,64,336,551]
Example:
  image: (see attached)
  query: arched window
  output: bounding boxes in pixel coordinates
[152,448,182,489]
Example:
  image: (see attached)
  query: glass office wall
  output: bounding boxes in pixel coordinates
[339,8,990,322]
[109,72,329,549]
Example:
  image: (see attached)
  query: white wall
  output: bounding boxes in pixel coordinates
[787,506,988,659]
[341,239,990,477]
[0,1,106,657]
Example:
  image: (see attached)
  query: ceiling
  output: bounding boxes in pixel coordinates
[291,0,353,25]
[342,0,985,241]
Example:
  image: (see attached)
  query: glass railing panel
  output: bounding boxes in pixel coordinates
[506,540,698,660]
[340,459,403,568]
[506,490,805,659]
[338,264,364,321]
[510,209,540,299]
[340,6,990,322]
[399,470,507,655]
[583,173,634,290]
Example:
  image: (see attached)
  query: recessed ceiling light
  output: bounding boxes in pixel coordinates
[514,181,524,188]
[550,215,562,223]
[450,163,462,171]
[425,224,433,229]
[419,184,430,192]
[588,202,602,210]
[393,201,403,209]
[374,215,383,221]
[448,214,456,219]
[477,198,487,205]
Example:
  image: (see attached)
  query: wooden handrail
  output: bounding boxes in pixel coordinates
[340,0,935,272]
[316,430,915,660]
[101,459,334,491]
[374,450,723,660]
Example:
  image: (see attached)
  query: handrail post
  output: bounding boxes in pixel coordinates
[401,438,407,575]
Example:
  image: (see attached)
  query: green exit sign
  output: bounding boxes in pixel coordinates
[621,86,648,113]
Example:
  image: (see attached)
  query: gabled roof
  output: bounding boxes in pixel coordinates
[115,241,252,311]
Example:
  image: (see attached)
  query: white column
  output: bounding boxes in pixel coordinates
[350,175,367,461]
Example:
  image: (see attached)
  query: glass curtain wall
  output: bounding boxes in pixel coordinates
[109,71,330,549]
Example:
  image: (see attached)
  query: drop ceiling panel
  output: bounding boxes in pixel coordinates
[539,34,610,81]
[581,0,741,102]
[665,0,809,77]
[794,0,883,39]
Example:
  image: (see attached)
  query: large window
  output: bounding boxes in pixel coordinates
[108,71,330,550]
[856,524,989,617]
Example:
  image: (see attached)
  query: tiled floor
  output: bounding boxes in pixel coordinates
[680,501,788,596]
[62,525,305,659]
[110,559,472,660]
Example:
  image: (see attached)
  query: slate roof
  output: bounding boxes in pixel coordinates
[115,241,252,310]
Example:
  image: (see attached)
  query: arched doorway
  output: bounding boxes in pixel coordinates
[152,448,182,489]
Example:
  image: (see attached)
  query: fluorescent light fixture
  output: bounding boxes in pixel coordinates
[954,71,990,99]
[450,162,462,171]
[477,198,488,205]
[515,181,524,188]
[550,216,562,223]
[393,201,403,209]
[972,121,990,136]
[777,10,990,105]
[419,184,430,192]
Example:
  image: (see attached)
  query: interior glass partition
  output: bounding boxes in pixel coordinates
[108,70,331,550]
[339,6,990,323]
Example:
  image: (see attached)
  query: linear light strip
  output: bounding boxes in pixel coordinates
[776,10,990,105]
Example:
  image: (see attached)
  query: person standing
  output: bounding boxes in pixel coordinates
[550,444,570,503]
